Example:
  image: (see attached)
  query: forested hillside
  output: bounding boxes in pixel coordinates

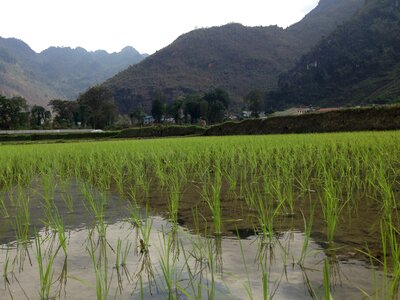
[104,0,364,114]
[269,0,400,108]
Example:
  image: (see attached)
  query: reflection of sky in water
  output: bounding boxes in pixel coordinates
[0,182,396,299]
[0,215,390,300]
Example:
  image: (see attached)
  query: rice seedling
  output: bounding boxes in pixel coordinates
[41,173,56,212]
[81,184,108,237]
[158,230,180,300]
[238,234,254,300]
[129,161,152,204]
[2,245,31,299]
[115,238,131,270]
[48,207,68,256]
[377,163,398,218]
[0,192,9,218]
[323,258,333,300]
[201,167,223,235]
[177,209,211,299]
[298,204,315,266]
[379,217,400,299]
[38,204,69,298]
[259,249,269,300]
[127,200,152,254]
[87,229,110,300]
[254,234,287,300]
[110,157,127,196]
[205,237,216,300]
[127,199,157,295]
[294,144,316,195]
[320,172,349,243]
[2,247,11,286]
[167,174,181,226]
[14,189,31,245]
[34,228,62,300]
[114,237,133,288]
[246,183,283,247]
[59,179,74,213]
[276,157,296,216]
[0,131,399,299]
[217,237,226,273]
[179,239,205,300]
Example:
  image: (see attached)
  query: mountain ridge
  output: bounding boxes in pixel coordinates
[104,0,365,114]
[0,37,146,106]
[268,0,400,108]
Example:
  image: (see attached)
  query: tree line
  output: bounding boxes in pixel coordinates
[144,88,265,125]
[1,85,266,130]
[0,95,51,130]
[147,88,231,125]
[0,85,117,130]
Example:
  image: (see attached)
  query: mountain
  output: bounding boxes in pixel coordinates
[105,23,302,113]
[104,0,364,114]
[0,38,146,106]
[0,38,60,106]
[287,0,365,47]
[269,0,400,108]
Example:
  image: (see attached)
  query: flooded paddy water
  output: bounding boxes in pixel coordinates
[0,132,399,299]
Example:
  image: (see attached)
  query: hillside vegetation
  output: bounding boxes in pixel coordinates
[269,0,400,108]
[104,0,364,114]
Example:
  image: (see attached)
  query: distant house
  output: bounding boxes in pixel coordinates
[164,117,175,124]
[299,108,312,114]
[306,61,318,70]
[143,115,155,125]
[242,111,252,118]
[242,111,266,118]
[226,114,239,121]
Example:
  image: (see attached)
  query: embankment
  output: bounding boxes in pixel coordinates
[116,125,205,138]
[0,125,205,143]
[205,105,400,136]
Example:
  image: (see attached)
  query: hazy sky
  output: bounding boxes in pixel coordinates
[1,0,319,54]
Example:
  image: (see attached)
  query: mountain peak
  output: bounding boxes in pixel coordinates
[0,38,146,106]
[104,0,365,114]
[120,46,141,55]
[0,36,35,57]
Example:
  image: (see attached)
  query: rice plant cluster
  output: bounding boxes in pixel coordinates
[0,131,399,299]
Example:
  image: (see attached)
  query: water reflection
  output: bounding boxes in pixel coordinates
[0,183,397,299]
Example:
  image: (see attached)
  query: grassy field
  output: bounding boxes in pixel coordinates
[0,132,399,299]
